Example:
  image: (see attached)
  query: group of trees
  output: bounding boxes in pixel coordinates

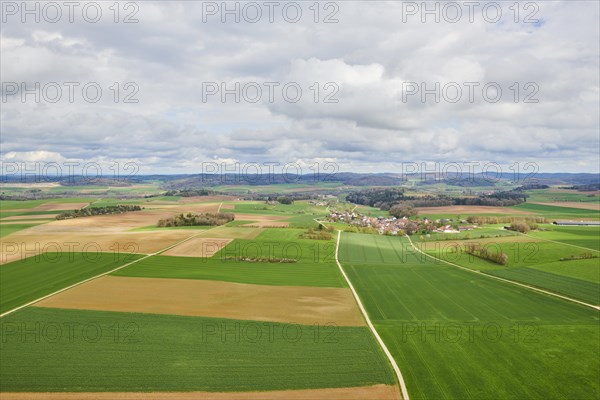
[452,197,524,207]
[163,189,216,197]
[301,227,333,240]
[389,202,418,218]
[465,216,547,224]
[276,196,294,204]
[346,188,528,214]
[346,188,406,208]
[56,205,141,220]
[507,221,539,233]
[222,256,297,263]
[464,243,509,265]
[157,212,234,227]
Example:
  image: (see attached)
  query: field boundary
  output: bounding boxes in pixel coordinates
[407,236,600,311]
[0,227,222,319]
[335,231,410,400]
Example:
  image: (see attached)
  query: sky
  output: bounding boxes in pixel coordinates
[1,1,599,176]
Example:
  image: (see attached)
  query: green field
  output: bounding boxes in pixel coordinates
[339,233,600,399]
[527,225,600,251]
[115,228,344,288]
[513,203,600,219]
[0,252,142,314]
[418,224,600,304]
[414,225,519,242]
[525,189,599,203]
[113,255,346,288]
[0,307,395,392]
[0,223,41,237]
[0,197,92,210]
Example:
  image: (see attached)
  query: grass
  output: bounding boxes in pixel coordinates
[114,228,344,287]
[0,252,143,314]
[486,267,599,304]
[113,255,345,288]
[527,225,600,251]
[0,223,40,237]
[413,225,518,242]
[419,234,600,303]
[0,197,93,210]
[525,189,599,203]
[339,233,600,399]
[0,307,395,392]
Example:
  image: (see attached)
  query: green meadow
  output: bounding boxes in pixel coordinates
[339,233,600,399]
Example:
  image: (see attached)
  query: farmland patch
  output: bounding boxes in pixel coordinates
[33,276,364,326]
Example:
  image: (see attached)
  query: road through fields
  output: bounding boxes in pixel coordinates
[335,230,410,400]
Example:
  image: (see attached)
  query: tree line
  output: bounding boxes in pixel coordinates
[56,205,142,220]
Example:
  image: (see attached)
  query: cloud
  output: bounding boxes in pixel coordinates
[0,1,598,173]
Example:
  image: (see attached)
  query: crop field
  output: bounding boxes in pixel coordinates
[2,193,599,398]
[113,254,345,288]
[0,223,41,237]
[419,233,600,304]
[526,224,600,251]
[512,203,600,219]
[0,307,395,392]
[0,197,399,397]
[525,188,599,203]
[339,233,600,399]
[114,228,344,288]
[0,252,142,314]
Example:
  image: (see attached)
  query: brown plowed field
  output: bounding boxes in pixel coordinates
[34,276,366,326]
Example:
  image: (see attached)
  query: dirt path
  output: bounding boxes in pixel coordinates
[407,236,600,311]
[335,231,410,400]
[0,384,401,400]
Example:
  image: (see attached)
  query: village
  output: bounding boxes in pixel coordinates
[327,209,477,236]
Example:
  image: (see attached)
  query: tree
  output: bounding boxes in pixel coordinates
[389,203,418,219]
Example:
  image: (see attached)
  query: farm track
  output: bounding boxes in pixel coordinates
[335,231,410,400]
[408,236,600,311]
[0,226,227,318]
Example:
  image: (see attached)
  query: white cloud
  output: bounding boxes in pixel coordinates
[0,1,598,173]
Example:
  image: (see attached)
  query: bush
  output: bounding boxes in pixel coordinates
[508,221,531,233]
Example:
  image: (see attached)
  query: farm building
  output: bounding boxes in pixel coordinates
[553,220,600,226]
